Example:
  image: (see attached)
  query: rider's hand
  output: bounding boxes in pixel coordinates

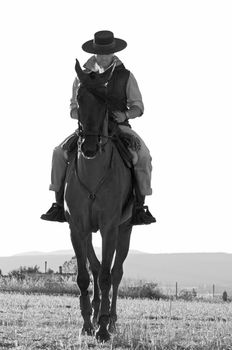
[112,111,127,123]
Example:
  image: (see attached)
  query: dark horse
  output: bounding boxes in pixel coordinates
[64,60,133,341]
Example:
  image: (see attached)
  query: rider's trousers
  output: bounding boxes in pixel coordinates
[49,126,153,196]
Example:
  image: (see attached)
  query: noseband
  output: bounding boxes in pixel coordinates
[77,119,112,159]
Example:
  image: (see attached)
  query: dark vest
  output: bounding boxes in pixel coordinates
[106,63,130,127]
[107,64,130,110]
[89,63,130,127]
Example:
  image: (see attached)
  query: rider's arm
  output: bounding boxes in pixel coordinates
[70,77,80,119]
[126,72,144,119]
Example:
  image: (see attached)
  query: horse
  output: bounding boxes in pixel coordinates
[64,59,134,342]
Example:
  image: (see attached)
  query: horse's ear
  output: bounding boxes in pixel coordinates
[75,59,88,83]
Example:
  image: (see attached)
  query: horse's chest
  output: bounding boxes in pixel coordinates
[65,167,122,232]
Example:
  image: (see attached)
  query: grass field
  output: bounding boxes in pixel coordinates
[0,292,232,349]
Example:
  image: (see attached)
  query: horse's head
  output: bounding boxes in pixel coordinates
[75,59,113,159]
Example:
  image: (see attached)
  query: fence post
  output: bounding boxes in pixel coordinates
[175,282,178,299]
[45,261,47,274]
[213,284,215,298]
[59,266,62,275]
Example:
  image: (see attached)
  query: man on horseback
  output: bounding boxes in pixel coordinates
[41,30,155,225]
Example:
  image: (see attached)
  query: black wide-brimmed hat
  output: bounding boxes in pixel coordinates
[82,30,127,54]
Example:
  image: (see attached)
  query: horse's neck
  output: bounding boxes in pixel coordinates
[77,142,113,192]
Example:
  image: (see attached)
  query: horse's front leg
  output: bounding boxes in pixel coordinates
[71,227,94,335]
[87,234,101,328]
[109,219,132,333]
[96,226,117,342]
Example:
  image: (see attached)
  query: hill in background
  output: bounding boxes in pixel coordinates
[0,250,232,293]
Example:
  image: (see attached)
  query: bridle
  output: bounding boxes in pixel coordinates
[77,60,116,159]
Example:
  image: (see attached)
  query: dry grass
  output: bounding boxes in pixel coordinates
[0,275,78,295]
[1,292,232,349]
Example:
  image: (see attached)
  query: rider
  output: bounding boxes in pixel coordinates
[41,30,156,225]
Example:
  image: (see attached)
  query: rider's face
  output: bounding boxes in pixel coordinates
[95,54,114,69]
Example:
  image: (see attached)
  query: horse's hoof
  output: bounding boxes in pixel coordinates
[96,328,111,342]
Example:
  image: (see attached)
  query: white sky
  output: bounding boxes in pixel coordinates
[0,0,232,257]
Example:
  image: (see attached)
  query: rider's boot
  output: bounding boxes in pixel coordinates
[132,192,156,225]
[40,187,67,223]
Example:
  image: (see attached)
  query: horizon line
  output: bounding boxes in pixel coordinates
[0,249,231,258]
